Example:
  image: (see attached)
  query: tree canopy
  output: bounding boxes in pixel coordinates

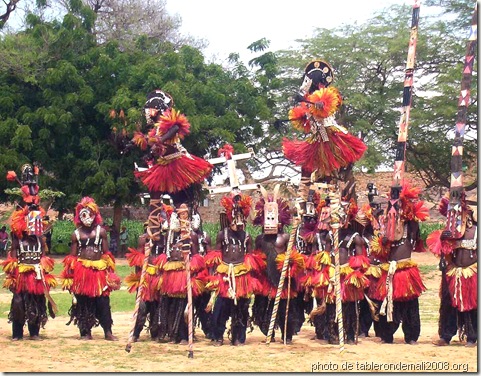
[0,0,477,223]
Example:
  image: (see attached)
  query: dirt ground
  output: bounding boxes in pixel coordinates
[0,251,477,373]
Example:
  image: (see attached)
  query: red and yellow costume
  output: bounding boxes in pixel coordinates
[133,107,213,193]
[251,188,307,342]
[3,164,57,340]
[157,252,206,299]
[427,193,477,346]
[125,243,162,302]
[204,191,262,345]
[372,183,429,344]
[204,193,263,299]
[282,60,366,178]
[59,197,120,340]
[427,233,477,312]
[370,184,429,303]
[61,251,119,298]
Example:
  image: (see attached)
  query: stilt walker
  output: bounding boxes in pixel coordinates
[126,89,212,351]
[182,247,194,358]
[280,54,368,349]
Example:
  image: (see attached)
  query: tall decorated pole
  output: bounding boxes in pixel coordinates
[385,0,420,241]
[445,3,477,239]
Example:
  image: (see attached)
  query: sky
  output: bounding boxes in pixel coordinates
[164,0,419,182]
[165,0,410,63]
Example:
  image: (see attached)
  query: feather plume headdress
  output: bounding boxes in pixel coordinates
[307,87,342,119]
[220,192,253,223]
[157,108,191,139]
[398,183,429,222]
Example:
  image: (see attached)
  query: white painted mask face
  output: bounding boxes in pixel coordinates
[170,212,181,232]
[79,208,94,227]
[230,210,245,232]
[191,213,201,231]
[264,202,279,235]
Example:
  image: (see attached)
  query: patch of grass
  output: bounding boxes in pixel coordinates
[418,264,439,275]
[0,262,138,319]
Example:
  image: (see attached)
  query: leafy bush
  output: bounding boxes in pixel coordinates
[419,221,444,241]
[50,242,70,255]
[51,220,76,246]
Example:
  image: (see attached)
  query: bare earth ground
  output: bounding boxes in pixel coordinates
[0,252,477,373]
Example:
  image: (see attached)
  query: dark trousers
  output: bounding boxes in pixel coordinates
[359,298,382,337]
[71,295,113,336]
[326,301,358,343]
[133,300,160,339]
[359,298,372,336]
[195,293,213,339]
[10,292,47,339]
[379,298,421,344]
[312,298,328,340]
[211,297,249,344]
[252,295,299,341]
[440,308,477,344]
[277,299,297,341]
[161,296,188,343]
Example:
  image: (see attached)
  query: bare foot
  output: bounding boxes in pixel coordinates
[105,332,118,341]
[432,338,449,346]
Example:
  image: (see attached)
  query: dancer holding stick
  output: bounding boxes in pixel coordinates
[265,215,300,344]
[251,185,303,345]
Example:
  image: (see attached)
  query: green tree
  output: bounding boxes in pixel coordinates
[0,0,276,238]
[273,1,477,189]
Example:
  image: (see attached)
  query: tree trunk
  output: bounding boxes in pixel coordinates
[112,199,123,249]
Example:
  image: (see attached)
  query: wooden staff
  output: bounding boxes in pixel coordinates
[329,188,344,353]
[125,239,152,353]
[265,217,300,344]
[182,246,194,358]
[39,266,58,317]
[445,3,477,239]
[283,265,292,345]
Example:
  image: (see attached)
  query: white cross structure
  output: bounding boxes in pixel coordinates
[207,147,259,194]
